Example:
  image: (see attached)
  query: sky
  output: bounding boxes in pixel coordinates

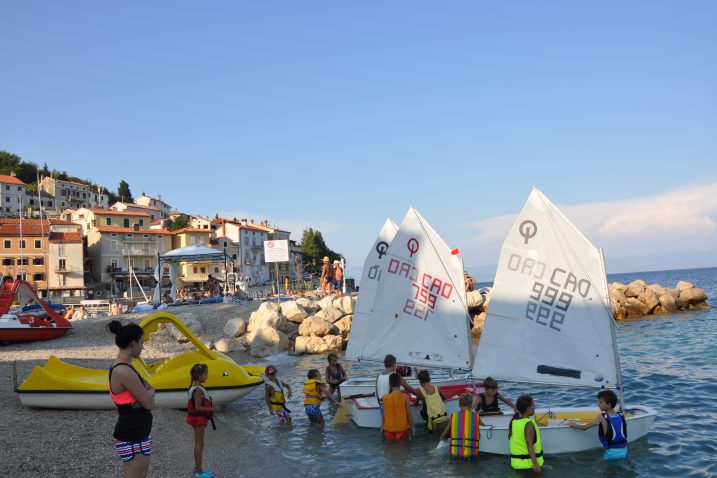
[2,1,716,279]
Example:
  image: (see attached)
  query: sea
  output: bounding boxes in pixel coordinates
[219,267,717,477]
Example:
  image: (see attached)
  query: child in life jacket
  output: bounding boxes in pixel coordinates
[568,389,628,460]
[304,369,339,426]
[187,364,222,478]
[381,373,415,440]
[264,365,293,424]
[509,395,543,473]
[325,353,347,399]
[440,393,486,458]
[473,376,515,414]
[416,370,448,432]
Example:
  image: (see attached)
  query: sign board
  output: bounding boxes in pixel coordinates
[263,240,289,263]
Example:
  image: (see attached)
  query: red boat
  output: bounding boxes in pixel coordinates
[0,277,72,343]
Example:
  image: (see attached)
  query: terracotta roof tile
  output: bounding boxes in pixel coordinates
[0,175,26,186]
[49,232,82,243]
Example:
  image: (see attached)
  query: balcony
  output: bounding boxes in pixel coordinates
[121,248,153,256]
[107,266,155,277]
[55,265,76,273]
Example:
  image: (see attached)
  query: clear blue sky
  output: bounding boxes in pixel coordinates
[2,2,716,276]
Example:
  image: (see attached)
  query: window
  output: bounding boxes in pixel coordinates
[232,254,237,260]
[111,233,117,237]
[111,241,118,251]
[4,185,8,190]
[157,234,163,239]
[16,273,27,281]
[59,275,66,286]
[199,236,205,244]
[58,259,66,271]
[33,257,44,265]
[34,240,42,249]
[61,202,65,207]
[193,266,198,274]
[157,241,163,253]
[29,199,35,205]
[223,241,228,247]
[5,197,9,202]
[33,273,45,281]
[111,259,118,269]
[2,258,13,266]
[17,186,21,191]
[200,267,206,274]
[144,259,150,269]
[19,240,26,249]
[123,219,130,227]
[143,234,149,238]
[126,234,133,238]
[18,258,29,266]
[138,219,144,227]
[3,240,10,249]
[214,267,219,273]
[48,201,53,207]
[58,244,66,256]
[106,217,112,226]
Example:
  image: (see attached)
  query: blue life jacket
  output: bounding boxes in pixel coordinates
[598,412,627,449]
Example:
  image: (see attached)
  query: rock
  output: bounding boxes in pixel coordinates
[169,317,203,343]
[647,284,666,296]
[244,328,289,357]
[315,306,345,323]
[294,336,330,354]
[334,315,352,339]
[298,316,334,337]
[482,293,491,310]
[466,290,484,310]
[676,281,694,291]
[623,297,650,317]
[609,288,628,306]
[247,306,287,333]
[334,296,356,315]
[637,289,660,313]
[679,287,708,305]
[223,318,248,338]
[296,297,320,314]
[280,301,308,324]
[653,306,668,315]
[610,282,627,293]
[204,340,215,350]
[612,302,628,321]
[471,311,486,340]
[323,334,343,352]
[317,296,335,310]
[689,302,711,310]
[215,338,240,353]
[658,293,678,313]
[284,322,300,340]
[624,280,646,298]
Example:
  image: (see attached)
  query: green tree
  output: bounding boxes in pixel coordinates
[0,150,23,176]
[170,216,189,231]
[117,180,134,203]
[299,228,340,274]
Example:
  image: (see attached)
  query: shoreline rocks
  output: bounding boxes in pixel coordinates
[610,280,709,320]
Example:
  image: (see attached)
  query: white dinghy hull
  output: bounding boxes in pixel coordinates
[340,372,473,398]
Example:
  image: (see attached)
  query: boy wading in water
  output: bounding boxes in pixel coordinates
[569,389,628,461]
[304,369,339,426]
[380,373,415,440]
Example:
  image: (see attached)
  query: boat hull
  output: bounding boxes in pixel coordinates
[341,372,474,397]
[0,326,71,343]
[433,405,657,455]
[17,384,262,410]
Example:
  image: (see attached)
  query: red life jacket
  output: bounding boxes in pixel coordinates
[186,386,214,428]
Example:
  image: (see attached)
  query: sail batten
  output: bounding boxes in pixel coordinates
[473,188,619,388]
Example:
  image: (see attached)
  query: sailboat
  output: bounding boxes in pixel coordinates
[438,188,656,454]
[345,208,476,427]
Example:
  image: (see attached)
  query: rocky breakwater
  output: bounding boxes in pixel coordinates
[466,289,491,341]
[610,280,710,320]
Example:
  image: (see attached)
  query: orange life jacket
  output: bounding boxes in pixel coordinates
[382,392,410,433]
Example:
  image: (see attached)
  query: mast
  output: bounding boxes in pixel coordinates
[600,248,626,411]
[37,169,49,298]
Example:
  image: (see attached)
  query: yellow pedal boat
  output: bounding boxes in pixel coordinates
[16,312,264,409]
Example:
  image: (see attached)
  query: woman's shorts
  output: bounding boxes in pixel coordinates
[383,430,409,440]
[114,435,152,462]
[603,447,628,460]
[305,405,323,418]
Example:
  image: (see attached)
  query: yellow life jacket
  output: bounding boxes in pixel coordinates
[382,392,411,433]
[266,378,286,412]
[422,385,448,432]
[303,379,325,406]
[449,409,480,458]
[509,417,544,470]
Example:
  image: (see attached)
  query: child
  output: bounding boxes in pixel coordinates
[380,373,415,440]
[416,370,448,432]
[303,369,339,425]
[509,395,543,473]
[264,365,293,424]
[440,393,486,458]
[187,364,222,478]
[473,376,514,413]
[325,353,347,399]
[568,389,628,460]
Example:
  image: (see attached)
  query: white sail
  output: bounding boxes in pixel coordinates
[473,188,618,388]
[344,218,399,360]
[358,207,472,370]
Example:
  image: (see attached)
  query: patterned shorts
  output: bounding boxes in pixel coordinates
[305,405,322,418]
[114,435,152,462]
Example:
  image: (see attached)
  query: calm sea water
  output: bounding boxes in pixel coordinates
[218,267,717,477]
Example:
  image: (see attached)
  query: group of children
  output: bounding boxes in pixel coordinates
[184,353,627,477]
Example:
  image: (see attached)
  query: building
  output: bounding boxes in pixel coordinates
[39,177,109,212]
[212,218,270,285]
[86,225,171,298]
[110,202,164,221]
[0,174,27,217]
[171,228,225,290]
[65,208,152,237]
[135,195,172,219]
[0,218,84,300]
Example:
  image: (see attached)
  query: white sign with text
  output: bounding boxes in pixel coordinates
[263,240,289,263]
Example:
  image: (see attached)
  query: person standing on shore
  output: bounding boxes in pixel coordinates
[187,363,223,478]
[333,260,344,298]
[108,320,155,478]
[320,256,333,297]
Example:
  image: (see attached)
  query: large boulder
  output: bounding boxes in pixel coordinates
[471,311,487,340]
[323,334,343,352]
[679,287,708,305]
[647,284,666,296]
[243,327,289,357]
[298,316,334,337]
[676,281,694,291]
[317,296,335,310]
[280,301,308,324]
[284,322,300,340]
[623,297,650,317]
[333,296,356,315]
[612,302,628,321]
[609,287,628,306]
[624,280,646,298]
[247,304,287,333]
[689,302,711,310]
[334,315,352,339]
[223,318,248,338]
[214,338,245,353]
[294,335,342,354]
[610,282,627,293]
[658,293,678,313]
[296,297,320,314]
[466,290,484,310]
[169,317,203,343]
[637,289,660,313]
[315,306,345,323]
